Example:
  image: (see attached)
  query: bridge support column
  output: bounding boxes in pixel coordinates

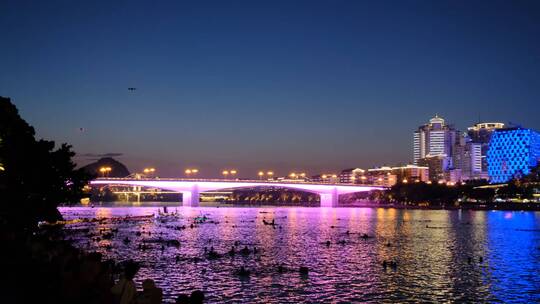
[320,187,339,207]
[182,184,200,207]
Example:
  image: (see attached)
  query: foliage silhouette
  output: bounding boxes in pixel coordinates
[0,96,90,229]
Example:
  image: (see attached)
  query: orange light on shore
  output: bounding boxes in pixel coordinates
[99,166,112,177]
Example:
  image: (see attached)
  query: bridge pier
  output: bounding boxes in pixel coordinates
[181,184,200,207]
[320,187,339,207]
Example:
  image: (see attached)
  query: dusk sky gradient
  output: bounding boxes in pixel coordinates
[1,0,539,177]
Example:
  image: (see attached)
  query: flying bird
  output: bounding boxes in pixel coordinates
[128,87,137,91]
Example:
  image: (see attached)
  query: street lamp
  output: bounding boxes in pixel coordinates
[99,166,112,177]
[143,167,155,177]
[258,171,264,180]
[267,171,274,179]
[185,168,198,177]
[230,170,237,179]
[222,170,229,179]
[289,172,297,179]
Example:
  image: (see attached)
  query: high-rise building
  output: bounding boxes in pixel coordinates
[467,122,505,173]
[414,115,458,179]
[413,115,458,165]
[417,155,449,182]
[487,127,540,183]
[453,135,483,181]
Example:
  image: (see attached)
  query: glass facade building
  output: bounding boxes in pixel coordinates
[487,128,540,183]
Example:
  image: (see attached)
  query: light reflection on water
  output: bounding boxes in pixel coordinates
[59,204,540,303]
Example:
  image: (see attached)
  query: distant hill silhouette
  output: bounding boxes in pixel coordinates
[82,157,130,178]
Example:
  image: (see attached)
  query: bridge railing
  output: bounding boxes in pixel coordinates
[92,177,385,188]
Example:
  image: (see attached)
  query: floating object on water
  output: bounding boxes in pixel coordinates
[237,266,251,277]
[299,266,309,275]
[240,246,250,255]
[360,233,371,239]
[262,219,276,226]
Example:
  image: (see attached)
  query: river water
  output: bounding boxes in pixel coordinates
[59,203,540,303]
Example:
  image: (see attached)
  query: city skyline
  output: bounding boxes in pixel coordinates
[2,1,540,176]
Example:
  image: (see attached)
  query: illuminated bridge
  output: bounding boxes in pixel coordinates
[90,178,385,207]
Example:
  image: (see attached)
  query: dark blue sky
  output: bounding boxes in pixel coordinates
[1,0,539,177]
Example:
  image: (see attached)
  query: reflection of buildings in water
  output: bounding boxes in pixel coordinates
[484,211,540,302]
[445,210,489,301]
[374,209,458,299]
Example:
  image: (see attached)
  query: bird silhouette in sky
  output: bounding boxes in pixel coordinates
[128,87,137,91]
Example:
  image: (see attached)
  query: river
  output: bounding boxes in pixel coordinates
[59,203,540,303]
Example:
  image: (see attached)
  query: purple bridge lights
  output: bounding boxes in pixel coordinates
[90,178,385,207]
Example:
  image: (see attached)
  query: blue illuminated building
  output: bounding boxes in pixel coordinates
[487,128,540,183]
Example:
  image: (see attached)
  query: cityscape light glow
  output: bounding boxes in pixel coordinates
[487,128,540,183]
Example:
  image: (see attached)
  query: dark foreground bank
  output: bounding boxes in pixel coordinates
[0,221,203,304]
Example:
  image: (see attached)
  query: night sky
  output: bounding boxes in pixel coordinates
[1,1,539,177]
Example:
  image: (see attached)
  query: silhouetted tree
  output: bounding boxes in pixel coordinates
[0,97,90,229]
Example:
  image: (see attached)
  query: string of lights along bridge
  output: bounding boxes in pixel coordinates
[91,171,384,207]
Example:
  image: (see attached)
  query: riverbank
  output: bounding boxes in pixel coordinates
[81,200,540,211]
[0,220,203,304]
[340,201,540,211]
[218,200,540,211]
[0,223,117,303]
